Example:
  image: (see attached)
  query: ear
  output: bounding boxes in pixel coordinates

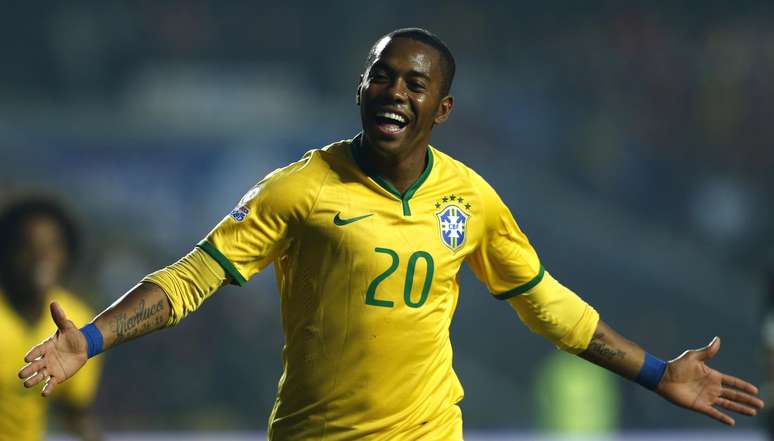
[433,95,454,125]
[355,74,364,106]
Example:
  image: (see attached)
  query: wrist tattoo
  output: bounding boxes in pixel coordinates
[585,331,626,361]
[109,298,166,344]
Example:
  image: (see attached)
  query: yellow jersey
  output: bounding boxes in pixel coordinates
[0,288,103,441]
[149,134,598,440]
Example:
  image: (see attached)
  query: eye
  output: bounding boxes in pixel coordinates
[408,81,426,92]
[370,71,389,83]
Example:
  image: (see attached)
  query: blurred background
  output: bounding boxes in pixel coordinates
[2,0,773,439]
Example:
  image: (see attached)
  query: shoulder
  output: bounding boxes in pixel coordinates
[430,146,512,233]
[236,139,354,217]
[255,139,352,191]
[430,146,499,198]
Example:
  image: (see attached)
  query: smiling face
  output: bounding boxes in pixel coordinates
[358,37,453,159]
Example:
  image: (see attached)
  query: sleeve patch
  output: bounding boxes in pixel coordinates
[229,206,250,222]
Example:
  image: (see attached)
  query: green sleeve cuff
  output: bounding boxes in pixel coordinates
[493,264,545,300]
[196,240,247,286]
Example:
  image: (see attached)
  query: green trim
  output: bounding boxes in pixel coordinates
[196,240,247,287]
[372,175,402,199]
[494,264,545,300]
[402,200,411,216]
[401,149,434,214]
[351,133,434,216]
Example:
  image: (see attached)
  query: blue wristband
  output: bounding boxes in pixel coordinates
[80,323,104,358]
[636,352,667,390]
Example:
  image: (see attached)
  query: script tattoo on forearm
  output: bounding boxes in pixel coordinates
[109,298,166,344]
[584,331,626,362]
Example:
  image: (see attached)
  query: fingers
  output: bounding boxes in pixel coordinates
[717,397,758,417]
[23,370,49,388]
[696,403,735,426]
[41,376,59,397]
[18,359,53,389]
[722,374,760,396]
[24,343,45,363]
[721,387,765,410]
[18,359,46,380]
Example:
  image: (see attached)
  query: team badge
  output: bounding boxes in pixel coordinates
[434,194,472,252]
[435,199,470,252]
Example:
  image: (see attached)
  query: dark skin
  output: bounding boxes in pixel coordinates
[579,322,762,425]
[18,35,764,428]
[5,216,102,441]
[357,36,453,193]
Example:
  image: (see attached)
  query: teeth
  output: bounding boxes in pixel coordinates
[376,112,407,124]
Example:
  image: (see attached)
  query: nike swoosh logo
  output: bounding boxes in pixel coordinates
[334,212,373,226]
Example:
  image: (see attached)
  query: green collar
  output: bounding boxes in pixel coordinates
[351,133,434,216]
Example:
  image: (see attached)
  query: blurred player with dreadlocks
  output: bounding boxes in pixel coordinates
[0,198,102,441]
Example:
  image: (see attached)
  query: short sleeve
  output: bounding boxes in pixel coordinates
[198,151,326,285]
[466,173,544,298]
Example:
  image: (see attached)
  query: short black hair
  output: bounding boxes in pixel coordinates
[0,198,80,275]
[364,27,456,97]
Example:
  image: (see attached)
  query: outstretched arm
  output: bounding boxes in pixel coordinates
[580,320,764,426]
[94,282,171,349]
[18,247,227,397]
[18,282,170,396]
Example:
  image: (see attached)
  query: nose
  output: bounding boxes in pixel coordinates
[384,78,408,103]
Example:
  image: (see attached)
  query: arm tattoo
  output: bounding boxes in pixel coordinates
[109,298,166,344]
[584,331,626,362]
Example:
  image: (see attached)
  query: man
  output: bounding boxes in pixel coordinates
[0,198,102,441]
[18,28,763,440]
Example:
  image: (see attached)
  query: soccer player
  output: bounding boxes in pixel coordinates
[18,28,763,439]
[1,199,103,441]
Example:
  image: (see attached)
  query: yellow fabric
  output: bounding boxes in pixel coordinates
[507,272,599,353]
[0,288,103,441]
[143,247,227,326]
[465,169,543,293]
[154,137,596,440]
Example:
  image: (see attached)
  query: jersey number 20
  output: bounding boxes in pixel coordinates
[365,247,434,308]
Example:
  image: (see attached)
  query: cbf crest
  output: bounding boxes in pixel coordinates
[434,194,471,252]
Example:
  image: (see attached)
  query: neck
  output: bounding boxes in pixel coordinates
[360,135,429,194]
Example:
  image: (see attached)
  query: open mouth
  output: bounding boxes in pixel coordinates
[373,111,409,136]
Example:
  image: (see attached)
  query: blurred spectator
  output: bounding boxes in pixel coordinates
[534,350,620,434]
[0,198,103,441]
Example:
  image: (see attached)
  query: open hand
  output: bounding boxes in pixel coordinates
[656,336,764,426]
[17,302,88,397]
